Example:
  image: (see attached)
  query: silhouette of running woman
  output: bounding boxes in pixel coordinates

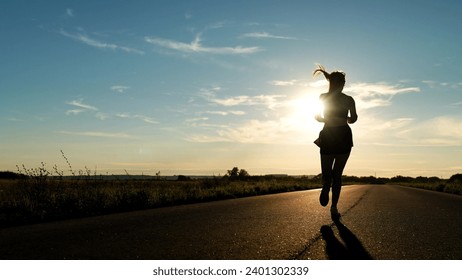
[313,65,357,220]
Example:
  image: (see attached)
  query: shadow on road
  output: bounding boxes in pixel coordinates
[320,220,373,260]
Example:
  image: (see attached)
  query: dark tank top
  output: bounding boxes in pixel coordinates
[318,93,353,154]
[322,93,349,120]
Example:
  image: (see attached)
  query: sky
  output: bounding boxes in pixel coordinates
[1,0,461,178]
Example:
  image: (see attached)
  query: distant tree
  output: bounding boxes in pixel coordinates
[428,176,442,182]
[449,174,462,182]
[226,167,250,178]
[238,169,249,177]
[313,173,323,181]
[177,175,191,181]
[390,175,413,183]
[0,171,26,179]
[227,167,240,177]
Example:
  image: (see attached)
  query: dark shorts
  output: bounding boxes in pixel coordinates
[317,125,353,155]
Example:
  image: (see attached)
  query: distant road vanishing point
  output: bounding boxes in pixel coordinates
[1,185,461,259]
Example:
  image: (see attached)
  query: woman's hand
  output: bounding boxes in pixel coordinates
[315,114,324,122]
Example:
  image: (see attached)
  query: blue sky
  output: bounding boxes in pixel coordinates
[1,0,461,177]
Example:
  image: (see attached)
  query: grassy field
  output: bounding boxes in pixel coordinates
[0,174,321,228]
[1,169,461,228]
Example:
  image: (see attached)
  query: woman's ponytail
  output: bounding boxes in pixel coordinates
[313,64,330,80]
[313,64,346,92]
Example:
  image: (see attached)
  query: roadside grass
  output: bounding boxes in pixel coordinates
[395,181,462,195]
[0,172,321,228]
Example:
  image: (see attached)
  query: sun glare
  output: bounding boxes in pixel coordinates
[287,92,324,133]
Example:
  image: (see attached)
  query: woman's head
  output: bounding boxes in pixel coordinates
[313,64,345,93]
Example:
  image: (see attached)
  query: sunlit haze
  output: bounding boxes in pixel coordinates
[1,0,461,178]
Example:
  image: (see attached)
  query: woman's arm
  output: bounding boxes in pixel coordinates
[315,94,325,122]
[347,97,358,124]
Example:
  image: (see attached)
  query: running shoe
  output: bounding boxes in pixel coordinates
[319,188,329,207]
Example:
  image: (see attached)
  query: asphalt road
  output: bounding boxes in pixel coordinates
[1,185,461,259]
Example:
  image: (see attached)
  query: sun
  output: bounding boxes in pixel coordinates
[286,92,324,133]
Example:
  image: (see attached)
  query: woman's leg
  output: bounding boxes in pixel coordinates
[320,154,335,206]
[331,153,350,208]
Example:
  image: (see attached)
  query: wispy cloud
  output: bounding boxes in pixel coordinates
[57,130,133,139]
[111,85,130,93]
[186,117,305,144]
[241,32,298,40]
[269,79,314,87]
[353,116,416,145]
[95,112,110,120]
[396,116,462,146]
[66,99,98,111]
[203,111,246,116]
[346,82,420,110]
[66,8,74,17]
[270,80,299,86]
[60,29,145,55]
[422,80,462,89]
[145,34,262,55]
[66,109,86,115]
[200,87,284,109]
[116,113,159,124]
[66,99,98,115]
[65,99,159,125]
[211,95,284,109]
[185,86,299,143]
[6,117,25,122]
